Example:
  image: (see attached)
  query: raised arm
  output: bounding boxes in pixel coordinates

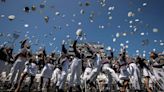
[56,52,63,65]
[73,40,81,58]
[20,39,27,49]
[110,50,114,59]
[120,47,126,61]
[62,40,67,54]
[85,43,94,55]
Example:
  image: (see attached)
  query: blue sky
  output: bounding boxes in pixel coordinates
[0,0,164,58]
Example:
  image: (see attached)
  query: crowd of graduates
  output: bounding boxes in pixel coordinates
[0,37,164,92]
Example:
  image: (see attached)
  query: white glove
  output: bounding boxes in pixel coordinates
[62,40,65,45]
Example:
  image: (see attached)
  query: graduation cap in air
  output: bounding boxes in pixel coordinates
[31,5,36,11]
[44,16,49,23]
[76,28,83,37]
[85,1,90,6]
[8,15,15,21]
[80,9,85,14]
[40,4,45,8]
[24,7,30,13]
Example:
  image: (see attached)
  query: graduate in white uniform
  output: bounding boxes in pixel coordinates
[69,37,83,92]
[15,55,37,92]
[149,52,164,91]
[86,46,102,88]
[127,57,141,91]
[102,50,121,91]
[136,56,152,92]
[39,55,54,91]
[8,39,29,90]
[51,65,61,90]
[82,43,95,82]
[51,51,62,88]
[82,58,92,82]
[56,40,70,92]
[118,47,129,92]
[37,48,46,72]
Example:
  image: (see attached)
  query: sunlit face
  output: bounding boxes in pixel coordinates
[150,52,156,59]
[78,47,82,52]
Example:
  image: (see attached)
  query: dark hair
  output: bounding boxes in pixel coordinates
[137,57,149,70]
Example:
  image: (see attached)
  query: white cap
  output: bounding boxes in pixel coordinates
[76,28,83,36]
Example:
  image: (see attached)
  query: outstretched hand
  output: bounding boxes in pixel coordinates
[62,40,65,45]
